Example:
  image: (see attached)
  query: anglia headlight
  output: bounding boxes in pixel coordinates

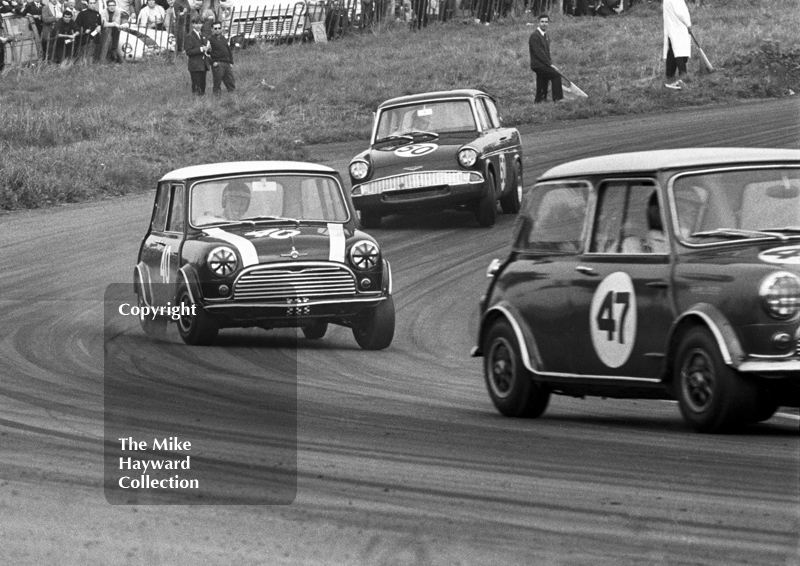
[349,240,379,270]
[350,160,370,180]
[760,271,800,320]
[458,147,478,168]
[207,246,238,276]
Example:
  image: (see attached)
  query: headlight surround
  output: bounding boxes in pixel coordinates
[458,147,478,168]
[207,246,238,276]
[349,240,380,271]
[350,160,370,180]
[759,271,800,320]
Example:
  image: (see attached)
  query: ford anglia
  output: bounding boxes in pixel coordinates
[473,148,800,432]
[135,161,394,349]
[349,89,523,228]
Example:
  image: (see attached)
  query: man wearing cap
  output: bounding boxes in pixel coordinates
[208,20,234,94]
[184,15,210,94]
[50,9,79,62]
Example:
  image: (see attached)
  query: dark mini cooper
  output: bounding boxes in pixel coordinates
[473,148,800,432]
[348,89,523,228]
[135,161,394,349]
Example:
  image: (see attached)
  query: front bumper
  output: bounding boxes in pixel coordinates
[203,294,387,326]
[353,170,485,213]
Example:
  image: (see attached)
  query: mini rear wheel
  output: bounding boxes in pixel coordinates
[483,320,550,418]
[137,289,167,338]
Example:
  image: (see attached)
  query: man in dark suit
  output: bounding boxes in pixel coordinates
[184,16,209,95]
[528,13,563,103]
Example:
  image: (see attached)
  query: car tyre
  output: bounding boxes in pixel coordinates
[499,160,522,214]
[483,320,550,418]
[751,389,780,423]
[674,327,756,432]
[352,296,395,350]
[360,211,382,229]
[475,171,497,227]
[176,286,219,346]
[302,321,328,340]
[137,289,167,338]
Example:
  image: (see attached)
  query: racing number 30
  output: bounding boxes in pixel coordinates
[589,272,637,368]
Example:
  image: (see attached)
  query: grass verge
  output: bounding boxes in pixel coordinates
[1,0,798,210]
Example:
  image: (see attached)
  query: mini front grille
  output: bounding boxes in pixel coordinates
[234,265,356,301]
[359,171,478,195]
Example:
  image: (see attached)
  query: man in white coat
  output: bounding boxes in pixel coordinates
[663,0,691,90]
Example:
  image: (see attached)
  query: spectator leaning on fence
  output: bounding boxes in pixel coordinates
[171,0,189,50]
[76,0,102,58]
[0,23,15,72]
[20,0,45,51]
[50,9,79,62]
[100,0,122,61]
[137,0,165,28]
[41,0,62,60]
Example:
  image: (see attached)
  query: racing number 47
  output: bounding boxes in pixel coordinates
[596,291,630,344]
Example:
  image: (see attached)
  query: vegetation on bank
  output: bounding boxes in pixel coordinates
[0,0,798,210]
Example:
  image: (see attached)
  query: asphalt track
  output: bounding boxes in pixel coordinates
[1,98,799,565]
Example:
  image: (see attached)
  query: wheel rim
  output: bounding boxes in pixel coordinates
[487,337,515,399]
[177,293,193,334]
[680,348,716,412]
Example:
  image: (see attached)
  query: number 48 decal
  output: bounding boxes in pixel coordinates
[590,272,637,368]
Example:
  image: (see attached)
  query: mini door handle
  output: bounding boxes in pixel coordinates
[575,266,597,275]
[646,280,669,288]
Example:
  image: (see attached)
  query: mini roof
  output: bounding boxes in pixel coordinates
[539,148,800,180]
[378,89,490,109]
[159,161,337,182]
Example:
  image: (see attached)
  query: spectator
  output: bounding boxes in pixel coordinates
[171,0,190,50]
[41,0,62,60]
[411,0,427,29]
[137,0,164,28]
[76,0,102,58]
[163,0,175,34]
[19,0,45,58]
[528,13,563,103]
[115,0,130,21]
[0,24,14,72]
[208,20,234,94]
[663,0,691,90]
[100,0,122,61]
[184,15,209,94]
[50,9,79,62]
[0,0,23,15]
[199,7,212,36]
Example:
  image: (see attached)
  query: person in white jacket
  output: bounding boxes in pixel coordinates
[663,0,691,90]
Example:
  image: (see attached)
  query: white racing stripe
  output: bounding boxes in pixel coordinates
[328,223,346,263]
[203,227,259,267]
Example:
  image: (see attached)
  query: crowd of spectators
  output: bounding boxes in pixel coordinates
[0,0,224,63]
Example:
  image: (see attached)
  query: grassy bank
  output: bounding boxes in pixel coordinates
[1,0,798,210]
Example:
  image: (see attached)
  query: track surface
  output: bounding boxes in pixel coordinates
[1,99,799,565]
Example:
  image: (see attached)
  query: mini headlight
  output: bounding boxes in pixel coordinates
[349,240,379,270]
[350,160,370,180]
[760,271,800,320]
[458,147,478,168]
[207,246,238,276]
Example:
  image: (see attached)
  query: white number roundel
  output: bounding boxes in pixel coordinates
[590,272,637,368]
[394,143,437,157]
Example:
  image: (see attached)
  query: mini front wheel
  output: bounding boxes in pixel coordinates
[176,287,219,346]
[483,320,549,418]
[674,327,756,432]
[352,296,395,350]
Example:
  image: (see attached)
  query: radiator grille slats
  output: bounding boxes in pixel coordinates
[234,265,356,300]
[359,171,475,195]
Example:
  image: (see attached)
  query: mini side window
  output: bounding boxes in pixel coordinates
[151,183,170,232]
[513,181,590,253]
[166,185,185,233]
[591,180,665,254]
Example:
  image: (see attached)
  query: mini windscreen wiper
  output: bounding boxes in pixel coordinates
[240,215,301,227]
[374,134,414,145]
[690,228,789,241]
[403,129,439,140]
[761,226,800,234]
